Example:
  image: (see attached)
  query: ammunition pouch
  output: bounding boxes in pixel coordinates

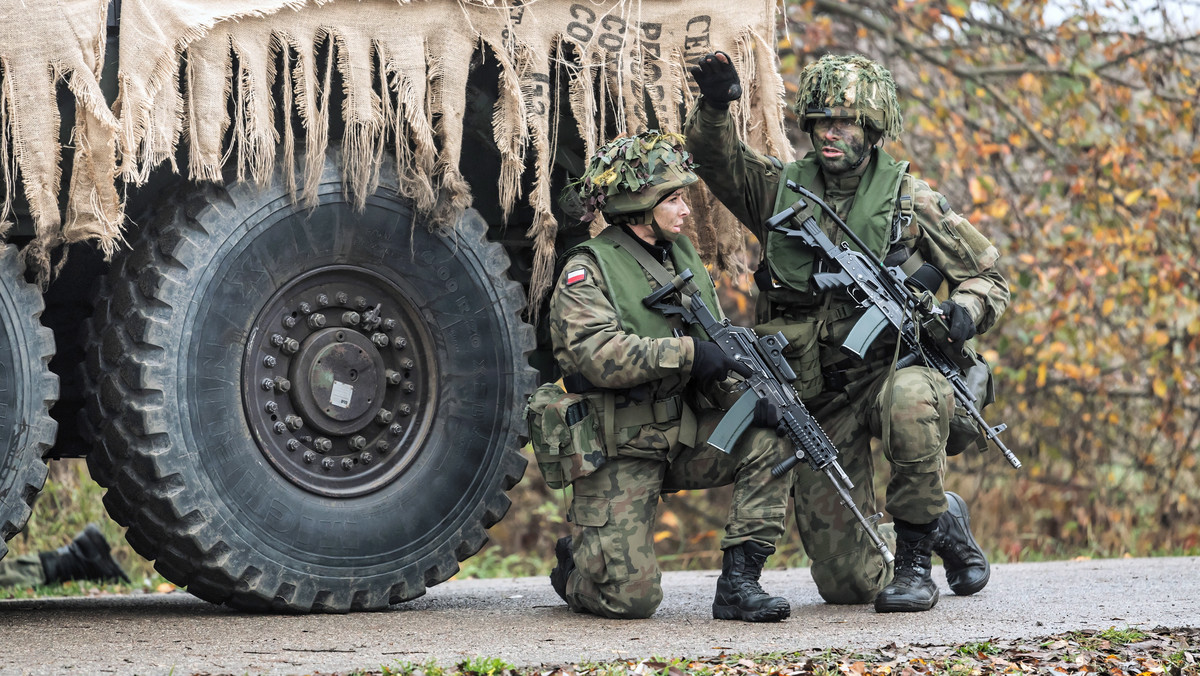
[945,346,996,457]
[753,316,823,400]
[525,383,607,489]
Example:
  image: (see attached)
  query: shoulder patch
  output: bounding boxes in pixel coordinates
[565,268,587,285]
[938,196,952,214]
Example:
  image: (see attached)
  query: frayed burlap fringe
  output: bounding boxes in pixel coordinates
[8,0,787,300]
[0,0,122,284]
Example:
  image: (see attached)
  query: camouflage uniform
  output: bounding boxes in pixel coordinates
[548,233,791,619]
[683,71,1009,604]
[0,554,47,587]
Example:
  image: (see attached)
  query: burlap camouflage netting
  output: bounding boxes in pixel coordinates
[2,0,790,301]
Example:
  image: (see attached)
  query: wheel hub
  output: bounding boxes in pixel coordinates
[242,265,436,497]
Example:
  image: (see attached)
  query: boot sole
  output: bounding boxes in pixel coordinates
[874,588,939,613]
[712,602,791,622]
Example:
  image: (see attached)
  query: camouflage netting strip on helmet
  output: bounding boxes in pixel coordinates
[795,53,903,140]
[9,0,788,299]
[577,131,697,223]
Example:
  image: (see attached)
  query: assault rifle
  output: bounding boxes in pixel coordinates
[643,271,894,564]
[765,180,1021,469]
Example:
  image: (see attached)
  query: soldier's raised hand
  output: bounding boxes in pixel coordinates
[689,51,742,108]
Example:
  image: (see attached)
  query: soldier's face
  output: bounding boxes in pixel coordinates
[647,189,690,242]
[811,118,868,175]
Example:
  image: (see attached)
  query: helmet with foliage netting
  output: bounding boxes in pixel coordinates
[794,54,903,141]
[576,131,698,225]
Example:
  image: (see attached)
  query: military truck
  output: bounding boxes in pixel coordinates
[0,0,789,612]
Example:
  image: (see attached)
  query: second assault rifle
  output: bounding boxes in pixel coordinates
[766,180,1021,469]
[643,271,894,564]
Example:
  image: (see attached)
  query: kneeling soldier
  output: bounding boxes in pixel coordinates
[535,131,792,621]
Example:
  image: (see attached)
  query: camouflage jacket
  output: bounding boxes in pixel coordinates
[683,100,1010,336]
[548,230,729,457]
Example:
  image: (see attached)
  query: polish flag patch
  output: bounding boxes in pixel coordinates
[565,268,587,285]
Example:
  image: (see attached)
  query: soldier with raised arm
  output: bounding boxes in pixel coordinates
[684,53,1010,612]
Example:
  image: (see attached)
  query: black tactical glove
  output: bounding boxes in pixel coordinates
[688,51,742,109]
[752,397,780,430]
[691,340,752,386]
[939,300,977,344]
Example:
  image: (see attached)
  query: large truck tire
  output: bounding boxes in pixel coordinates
[84,152,535,611]
[0,244,57,560]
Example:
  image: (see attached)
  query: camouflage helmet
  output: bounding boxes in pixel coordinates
[577,131,698,225]
[794,54,903,141]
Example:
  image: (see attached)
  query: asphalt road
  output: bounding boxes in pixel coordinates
[0,556,1196,676]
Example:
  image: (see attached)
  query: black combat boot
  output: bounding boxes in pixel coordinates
[712,542,791,622]
[549,535,575,602]
[874,524,939,613]
[932,491,990,595]
[39,524,130,585]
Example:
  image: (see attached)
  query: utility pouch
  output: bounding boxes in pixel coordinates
[945,346,996,456]
[525,382,607,489]
[753,317,823,399]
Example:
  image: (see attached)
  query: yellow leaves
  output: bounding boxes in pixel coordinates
[1152,378,1168,399]
[1036,363,1048,388]
[968,177,987,204]
[1148,330,1170,348]
[1122,189,1143,206]
[1101,298,1115,317]
[944,0,968,18]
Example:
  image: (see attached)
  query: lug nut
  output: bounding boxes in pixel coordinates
[385,370,402,385]
[313,437,332,453]
[271,333,285,347]
[359,452,373,465]
[265,401,278,414]
[317,293,330,307]
[282,315,298,329]
[398,404,412,416]
[273,421,287,435]
[389,423,403,436]
[375,409,394,424]
[403,381,416,393]
[273,377,292,393]
[335,292,349,305]
[322,457,335,470]
[307,313,327,330]
[371,333,389,348]
[262,378,276,391]
[285,415,304,430]
[400,358,415,370]
[393,336,407,350]
[376,440,390,453]
[303,450,316,464]
[355,296,367,309]
[298,302,312,314]
[342,457,355,471]
[348,435,367,451]
[342,311,361,326]
[286,439,300,452]
[263,355,277,368]
[383,319,396,331]
[281,338,300,355]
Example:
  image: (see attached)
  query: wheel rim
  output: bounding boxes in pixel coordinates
[242,264,437,498]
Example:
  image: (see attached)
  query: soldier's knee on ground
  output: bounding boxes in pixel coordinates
[811,540,894,604]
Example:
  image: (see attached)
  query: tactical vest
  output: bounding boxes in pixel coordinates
[567,227,719,342]
[765,148,909,299]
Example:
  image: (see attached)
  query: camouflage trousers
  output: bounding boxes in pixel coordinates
[564,409,791,619]
[793,365,952,604]
[0,554,46,588]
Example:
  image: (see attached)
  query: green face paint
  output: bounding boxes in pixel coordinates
[811,119,869,175]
